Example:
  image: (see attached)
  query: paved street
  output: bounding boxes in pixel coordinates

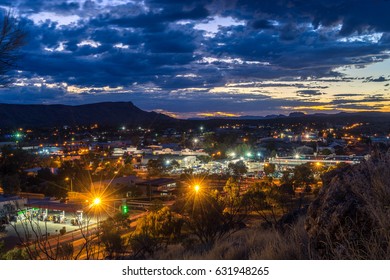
[1,210,146,259]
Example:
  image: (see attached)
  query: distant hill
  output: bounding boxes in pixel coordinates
[0,102,176,128]
[2,102,390,131]
[191,111,390,123]
[187,111,390,135]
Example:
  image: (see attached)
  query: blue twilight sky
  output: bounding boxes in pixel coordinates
[1,0,390,118]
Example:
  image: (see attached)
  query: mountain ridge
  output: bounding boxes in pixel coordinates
[1,102,390,128]
[0,102,175,128]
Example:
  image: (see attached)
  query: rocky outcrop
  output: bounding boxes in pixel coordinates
[305,152,390,259]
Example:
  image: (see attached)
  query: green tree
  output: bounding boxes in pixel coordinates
[182,191,225,247]
[1,173,21,195]
[280,170,292,185]
[55,243,74,260]
[292,164,315,191]
[222,177,250,227]
[170,159,180,169]
[320,148,333,155]
[0,147,35,175]
[0,241,5,258]
[100,215,128,259]
[197,155,211,163]
[1,248,29,260]
[36,168,68,198]
[247,181,277,226]
[130,207,181,257]
[247,180,295,225]
[119,163,135,176]
[147,158,166,177]
[264,163,276,176]
[228,160,247,178]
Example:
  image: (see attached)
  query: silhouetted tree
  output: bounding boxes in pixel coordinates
[0,12,26,86]
[100,215,128,259]
[147,158,166,177]
[130,207,181,258]
[228,160,247,178]
[292,164,314,191]
[182,191,225,247]
[280,170,292,185]
[36,168,68,198]
[264,163,276,176]
[1,173,21,195]
[222,177,250,227]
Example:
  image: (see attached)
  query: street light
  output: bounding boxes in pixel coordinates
[89,196,103,259]
[194,184,200,193]
[93,197,101,206]
[65,177,73,192]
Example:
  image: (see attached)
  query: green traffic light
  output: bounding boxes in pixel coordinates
[121,205,128,214]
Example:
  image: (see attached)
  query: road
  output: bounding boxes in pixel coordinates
[31,211,147,259]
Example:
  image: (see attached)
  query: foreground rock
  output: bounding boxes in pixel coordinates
[305,152,390,259]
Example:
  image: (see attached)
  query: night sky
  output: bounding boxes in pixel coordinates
[1,0,390,118]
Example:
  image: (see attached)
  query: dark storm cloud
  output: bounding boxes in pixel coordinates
[364,76,390,83]
[90,3,209,31]
[14,0,390,86]
[226,0,390,34]
[332,94,390,105]
[134,91,321,114]
[12,0,81,14]
[334,104,385,110]
[251,19,274,30]
[16,13,202,87]
[47,2,80,14]
[296,90,324,97]
[333,93,364,97]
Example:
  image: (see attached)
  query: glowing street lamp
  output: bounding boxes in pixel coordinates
[93,197,101,206]
[194,184,200,193]
[65,177,73,192]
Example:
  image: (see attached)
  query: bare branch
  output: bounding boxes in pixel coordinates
[0,11,27,87]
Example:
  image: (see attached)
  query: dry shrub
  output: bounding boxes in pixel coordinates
[306,151,390,259]
[153,217,309,260]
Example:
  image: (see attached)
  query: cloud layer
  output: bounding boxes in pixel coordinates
[1,0,390,117]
